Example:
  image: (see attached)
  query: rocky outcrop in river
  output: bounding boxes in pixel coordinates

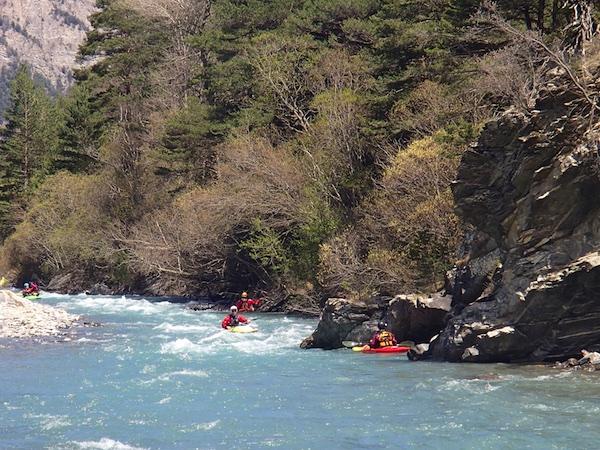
[300,294,450,349]
[0,290,79,338]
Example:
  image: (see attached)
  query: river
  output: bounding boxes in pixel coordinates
[1,293,599,449]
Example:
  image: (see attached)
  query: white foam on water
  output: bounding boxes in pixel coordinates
[56,296,174,316]
[229,323,314,355]
[194,420,220,430]
[72,438,146,450]
[157,396,171,404]
[196,329,232,345]
[179,420,220,432]
[160,338,209,357]
[141,365,156,374]
[24,413,71,430]
[525,403,557,411]
[438,379,502,394]
[41,414,72,430]
[154,322,211,333]
[158,369,209,380]
[158,321,312,358]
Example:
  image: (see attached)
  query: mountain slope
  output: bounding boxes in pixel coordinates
[0,0,97,115]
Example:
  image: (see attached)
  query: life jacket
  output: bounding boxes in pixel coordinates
[237,299,252,312]
[376,330,395,348]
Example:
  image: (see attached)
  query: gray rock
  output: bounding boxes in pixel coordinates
[301,294,451,350]
[407,343,430,361]
[300,298,377,349]
[431,87,600,362]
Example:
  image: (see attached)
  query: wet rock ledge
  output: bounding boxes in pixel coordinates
[0,290,79,338]
[300,294,450,349]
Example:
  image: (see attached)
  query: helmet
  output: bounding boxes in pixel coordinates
[230,305,238,312]
[377,321,387,330]
[241,292,248,298]
[24,283,29,288]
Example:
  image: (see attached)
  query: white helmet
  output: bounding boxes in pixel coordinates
[230,305,238,312]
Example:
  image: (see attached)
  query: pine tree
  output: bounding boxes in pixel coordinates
[0,65,59,239]
[55,85,102,172]
[156,98,228,187]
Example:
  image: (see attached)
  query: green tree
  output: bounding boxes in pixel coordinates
[0,65,59,239]
[154,98,228,188]
[55,85,103,172]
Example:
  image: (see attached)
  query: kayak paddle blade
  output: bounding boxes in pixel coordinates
[352,345,367,352]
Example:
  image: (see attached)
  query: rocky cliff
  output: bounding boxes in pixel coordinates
[430,89,600,362]
[302,87,600,363]
[0,0,97,115]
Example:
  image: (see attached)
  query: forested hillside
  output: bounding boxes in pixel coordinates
[0,0,588,308]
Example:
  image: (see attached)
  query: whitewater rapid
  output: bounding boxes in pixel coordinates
[2,293,600,450]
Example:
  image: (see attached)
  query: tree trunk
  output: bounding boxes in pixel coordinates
[537,0,546,33]
[524,6,533,30]
[551,0,560,30]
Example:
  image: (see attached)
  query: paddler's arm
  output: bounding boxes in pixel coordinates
[221,316,231,329]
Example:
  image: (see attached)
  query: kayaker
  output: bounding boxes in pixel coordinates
[368,322,397,349]
[236,291,261,312]
[221,305,249,329]
[22,282,40,296]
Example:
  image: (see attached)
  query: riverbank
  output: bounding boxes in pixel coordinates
[0,290,79,338]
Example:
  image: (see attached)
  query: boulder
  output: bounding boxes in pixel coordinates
[301,294,451,350]
[300,298,379,349]
[388,293,450,343]
[554,350,600,371]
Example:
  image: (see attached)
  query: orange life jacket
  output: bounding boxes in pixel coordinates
[377,330,395,348]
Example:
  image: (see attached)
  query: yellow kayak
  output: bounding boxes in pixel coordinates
[229,325,258,333]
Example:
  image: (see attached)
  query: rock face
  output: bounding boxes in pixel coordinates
[0,0,97,115]
[300,294,451,349]
[431,91,600,362]
[0,290,79,338]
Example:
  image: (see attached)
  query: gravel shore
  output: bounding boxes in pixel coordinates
[0,290,79,338]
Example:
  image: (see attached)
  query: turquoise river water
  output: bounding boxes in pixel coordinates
[2,293,600,449]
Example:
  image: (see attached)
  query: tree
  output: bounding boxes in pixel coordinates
[0,65,59,239]
[154,97,228,189]
[55,84,103,172]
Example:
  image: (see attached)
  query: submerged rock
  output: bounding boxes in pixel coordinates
[0,290,79,338]
[301,294,450,349]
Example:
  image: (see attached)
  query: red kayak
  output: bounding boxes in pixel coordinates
[358,346,411,354]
